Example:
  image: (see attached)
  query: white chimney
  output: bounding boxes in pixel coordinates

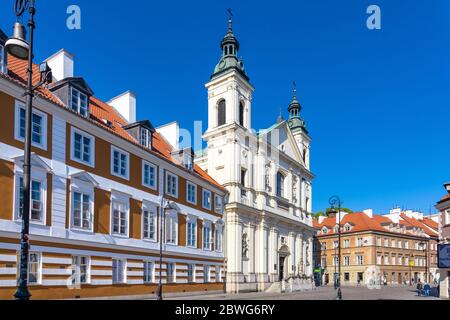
[318,216,326,224]
[157,121,180,150]
[108,91,136,124]
[45,49,74,82]
[363,209,373,218]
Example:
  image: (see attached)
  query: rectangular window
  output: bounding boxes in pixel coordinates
[203,222,211,250]
[187,264,195,283]
[187,217,197,247]
[112,259,126,284]
[71,87,89,116]
[186,182,197,204]
[17,252,41,285]
[398,240,402,248]
[71,128,94,166]
[405,241,409,249]
[333,256,338,266]
[140,127,150,148]
[166,213,177,245]
[391,255,396,265]
[343,239,350,248]
[214,195,223,214]
[391,240,396,248]
[167,263,175,283]
[166,173,178,197]
[72,256,89,284]
[72,191,92,230]
[446,210,450,225]
[377,237,382,246]
[112,201,128,236]
[142,161,157,189]
[143,261,154,283]
[216,266,222,282]
[356,255,364,265]
[202,189,212,210]
[15,102,47,149]
[357,238,363,247]
[203,265,210,283]
[241,168,247,187]
[111,147,129,179]
[17,177,44,223]
[377,255,382,265]
[344,256,350,266]
[344,273,350,281]
[214,225,223,252]
[143,208,157,241]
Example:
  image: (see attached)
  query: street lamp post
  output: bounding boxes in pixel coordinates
[420,241,428,283]
[5,0,52,301]
[156,197,176,301]
[328,196,343,300]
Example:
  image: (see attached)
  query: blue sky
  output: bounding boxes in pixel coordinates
[1,0,449,214]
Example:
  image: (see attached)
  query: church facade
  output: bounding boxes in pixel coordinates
[195,18,316,293]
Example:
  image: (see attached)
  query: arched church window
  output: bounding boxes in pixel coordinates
[217,100,226,127]
[276,172,285,198]
[225,46,228,56]
[303,148,307,163]
[239,101,245,126]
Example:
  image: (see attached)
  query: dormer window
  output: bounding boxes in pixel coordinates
[71,87,89,117]
[122,120,155,150]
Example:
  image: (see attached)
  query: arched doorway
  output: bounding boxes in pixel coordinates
[278,245,290,281]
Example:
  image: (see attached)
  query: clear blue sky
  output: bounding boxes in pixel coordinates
[1,0,449,214]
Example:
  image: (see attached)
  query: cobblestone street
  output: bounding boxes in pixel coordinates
[167,285,443,301]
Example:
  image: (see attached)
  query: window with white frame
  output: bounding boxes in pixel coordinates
[377,255,382,265]
[187,264,195,283]
[214,224,223,252]
[391,240,396,248]
[398,240,402,248]
[140,127,151,148]
[202,189,212,210]
[356,255,364,265]
[143,261,154,283]
[203,265,210,283]
[143,206,157,241]
[165,212,178,245]
[70,87,89,117]
[203,221,212,250]
[215,266,222,282]
[333,241,338,249]
[72,256,89,285]
[384,238,389,247]
[344,256,350,266]
[111,147,129,179]
[405,241,409,249]
[165,172,178,197]
[357,238,363,247]
[186,182,197,204]
[214,194,223,214]
[17,252,41,285]
[71,128,95,167]
[72,191,92,231]
[142,161,157,189]
[446,210,450,225]
[187,216,197,247]
[15,101,48,150]
[333,256,338,266]
[16,175,45,224]
[112,200,128,236]
[391,254,396,265]
[343,239,350,248]
[167,263,175,283]
[384,255,389,265]
[112,259,126,284]
[377,237,382,246]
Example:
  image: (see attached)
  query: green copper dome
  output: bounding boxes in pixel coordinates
[288,83,308,133]
[211,17,248,81]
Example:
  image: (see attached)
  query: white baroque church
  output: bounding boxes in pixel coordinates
[195,17,316,293]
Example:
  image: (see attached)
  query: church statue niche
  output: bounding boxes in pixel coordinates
[242,233,249,259]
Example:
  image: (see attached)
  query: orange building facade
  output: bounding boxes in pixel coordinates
[0,30,227,300]
[314,209,439,287]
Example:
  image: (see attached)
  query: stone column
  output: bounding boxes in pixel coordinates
[255,219,269,290]
[288,232,296,277]
[225,212,243,293]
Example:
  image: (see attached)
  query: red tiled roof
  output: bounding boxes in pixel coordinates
[5,55,225,191]
[315,211,436,238]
